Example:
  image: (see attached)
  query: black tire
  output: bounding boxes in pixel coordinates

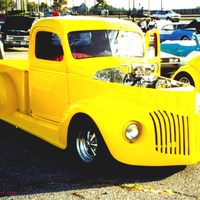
[68,116,110,167]
[181,36,189,40]
[174,72,195,86]
[166,17,171,21]
[3,44,8,51]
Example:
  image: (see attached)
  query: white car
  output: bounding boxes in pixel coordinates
[152,10,181,22]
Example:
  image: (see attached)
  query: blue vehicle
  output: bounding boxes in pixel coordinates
[159,18,200,43]
[159,22,194,42]
[161,34,200,66]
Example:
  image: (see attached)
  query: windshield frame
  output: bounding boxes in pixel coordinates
[67,29,145,59]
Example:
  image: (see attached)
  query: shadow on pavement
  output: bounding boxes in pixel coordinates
[4,47,28,52]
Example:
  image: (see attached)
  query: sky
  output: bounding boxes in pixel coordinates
[42,0,199,10]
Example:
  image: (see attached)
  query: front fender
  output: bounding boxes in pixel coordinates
[172,55,200,92]
[58,95,158,160]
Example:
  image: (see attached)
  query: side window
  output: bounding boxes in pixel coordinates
[162,25,174,30]
[35,31,64,61]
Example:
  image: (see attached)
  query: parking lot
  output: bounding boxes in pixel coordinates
[4,47,28,60]
[1,46,200,199]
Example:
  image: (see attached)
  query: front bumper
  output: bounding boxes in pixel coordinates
[3,40,29,47]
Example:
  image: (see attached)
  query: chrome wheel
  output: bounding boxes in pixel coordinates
[175,72,195,87]
[76,129,98,163]
[179,77,191,84]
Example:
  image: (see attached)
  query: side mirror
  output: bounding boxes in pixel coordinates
[145,29,161,75]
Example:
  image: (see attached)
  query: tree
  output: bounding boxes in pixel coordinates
[53,0,68,12]
[27,2,37,12]
[95,0,108,9]
[40,2,49,12]
[0,0,14,12]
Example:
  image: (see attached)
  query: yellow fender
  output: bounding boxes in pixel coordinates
[172,55,200,93]
[58,97,155,164]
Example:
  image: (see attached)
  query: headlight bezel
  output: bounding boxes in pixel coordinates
[123,121,141,143]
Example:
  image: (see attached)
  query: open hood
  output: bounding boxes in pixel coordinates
[185,18,200,33]
[1,16,35,31]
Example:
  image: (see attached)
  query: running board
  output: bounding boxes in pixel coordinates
[0,111,66,149]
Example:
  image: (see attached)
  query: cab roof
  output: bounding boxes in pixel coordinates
[31,16,141,33]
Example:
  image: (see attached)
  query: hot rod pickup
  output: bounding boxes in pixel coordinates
[0,16,200,167]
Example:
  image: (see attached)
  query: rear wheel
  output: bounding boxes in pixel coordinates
[174,72,195,86]
[181,36,189,40]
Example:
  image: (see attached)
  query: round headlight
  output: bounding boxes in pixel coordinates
[125,123,140,142]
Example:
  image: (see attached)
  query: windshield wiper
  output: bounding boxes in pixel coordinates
[114,26,124,44]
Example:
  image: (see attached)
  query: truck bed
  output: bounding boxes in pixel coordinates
[0,59,30,114]
[0,59,29,71]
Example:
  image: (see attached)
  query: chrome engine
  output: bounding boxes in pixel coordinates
[93,64,183,89]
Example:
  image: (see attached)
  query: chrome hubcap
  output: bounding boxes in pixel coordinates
[76,130,98,163]
[179,77,191,84]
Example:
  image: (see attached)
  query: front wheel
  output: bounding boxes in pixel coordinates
[174,72,195,86]
[68,117,110,166]
[76,124,98,163]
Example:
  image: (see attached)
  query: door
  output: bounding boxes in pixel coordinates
[159,24,175,42]
[29,31,69,123]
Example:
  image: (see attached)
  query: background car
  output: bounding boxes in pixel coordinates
[158,22,195,42]
[152,10,181,22]
[44,10,53,17]
[1,16,35,50]
[31,12,44,17]
[185,18,200,33]
[133,9,150,18]
[160,52,181,77]
[161,34,200,66]
[0,21,4,39]
[159,18,200,42]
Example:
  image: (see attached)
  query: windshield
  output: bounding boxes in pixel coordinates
[165,10,173,14]
[68,30,144,59]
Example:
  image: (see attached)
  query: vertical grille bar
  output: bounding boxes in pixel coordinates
[163,111,172,154]
[150,110,190,156]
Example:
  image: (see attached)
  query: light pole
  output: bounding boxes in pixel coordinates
[84,0,87,16]
[38,0,40,18]
[132,0,135,22]
[128,0,131,18]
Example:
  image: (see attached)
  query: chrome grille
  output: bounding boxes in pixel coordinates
[150,110,190,155]
[13,36,25,40]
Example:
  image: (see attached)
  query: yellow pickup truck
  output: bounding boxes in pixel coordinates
[0,16,199,167]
